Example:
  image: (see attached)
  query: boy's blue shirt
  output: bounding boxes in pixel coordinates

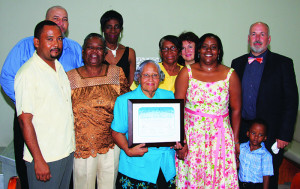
[239,141,274,183]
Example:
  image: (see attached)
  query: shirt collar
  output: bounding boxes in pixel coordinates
[33,51,63,72]
[245,141,266,153]
[136,84,160,99]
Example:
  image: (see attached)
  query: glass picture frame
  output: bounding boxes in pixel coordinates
[128,99,184,147]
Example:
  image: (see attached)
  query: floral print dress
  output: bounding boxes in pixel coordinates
[176,65,239,189]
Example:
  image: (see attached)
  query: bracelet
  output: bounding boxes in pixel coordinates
[234,141,240,145]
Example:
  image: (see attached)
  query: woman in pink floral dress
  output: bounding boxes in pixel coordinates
[175,33,241,188]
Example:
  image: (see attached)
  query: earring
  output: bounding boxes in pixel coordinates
[120,32,122,39]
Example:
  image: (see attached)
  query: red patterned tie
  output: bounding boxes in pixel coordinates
[248,57,263,64]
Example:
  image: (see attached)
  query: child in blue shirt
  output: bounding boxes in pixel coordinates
[238,119,274,189]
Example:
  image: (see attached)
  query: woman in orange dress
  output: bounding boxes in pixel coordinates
[67,33,129,189]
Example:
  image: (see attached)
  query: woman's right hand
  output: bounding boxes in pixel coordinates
[127,143,148,157]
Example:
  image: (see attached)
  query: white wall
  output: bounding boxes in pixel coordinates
[0,0,300,146]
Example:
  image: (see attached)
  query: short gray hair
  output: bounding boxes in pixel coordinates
[134,60,165,84]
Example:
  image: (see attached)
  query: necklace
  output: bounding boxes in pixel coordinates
[106,44,119,58]
[200,64,218,72]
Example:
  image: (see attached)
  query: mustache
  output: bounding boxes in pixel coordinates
[253,41,262,45]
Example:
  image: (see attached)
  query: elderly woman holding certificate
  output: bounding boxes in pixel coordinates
[111,60,176,189]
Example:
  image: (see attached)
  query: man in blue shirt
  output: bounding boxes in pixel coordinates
[0,6,83,189]
[1,6,83,103]
[232,22,298,189]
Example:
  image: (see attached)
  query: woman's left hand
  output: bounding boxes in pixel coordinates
[172,141,184,150]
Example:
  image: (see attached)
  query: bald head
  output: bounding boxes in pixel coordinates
[249,22,270,36]
[45,6,69,35]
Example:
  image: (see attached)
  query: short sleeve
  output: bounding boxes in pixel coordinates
[262,151,274,176]
[119,68,130,95]
[14,67,36,116]
[111,96,128,134]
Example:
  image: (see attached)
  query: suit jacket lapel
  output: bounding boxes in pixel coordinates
[238,54,249,79]
[256,49,274,112]
[258,49,272,91]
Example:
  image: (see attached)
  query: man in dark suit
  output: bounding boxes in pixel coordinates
[231,22,298,189]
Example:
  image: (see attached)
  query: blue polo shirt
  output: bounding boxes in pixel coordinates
[239,141,274,183]
[111,85,176,184]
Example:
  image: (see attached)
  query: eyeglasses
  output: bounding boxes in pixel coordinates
[141,73,160,79]
[161,46,178,52]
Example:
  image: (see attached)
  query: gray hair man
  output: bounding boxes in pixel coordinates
[231,22,298,189]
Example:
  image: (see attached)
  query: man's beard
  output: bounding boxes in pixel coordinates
[250,41,267,54]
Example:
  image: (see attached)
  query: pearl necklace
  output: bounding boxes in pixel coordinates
[106,44,119,58]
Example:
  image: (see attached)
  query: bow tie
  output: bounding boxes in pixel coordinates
[248,57,263,64]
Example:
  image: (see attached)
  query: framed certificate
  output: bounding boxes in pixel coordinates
[128,99,184,147]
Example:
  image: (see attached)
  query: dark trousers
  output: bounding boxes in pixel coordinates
[240,118,283,189]
[13,111,29,189]
[269,150,284,189]
[239,181,263,189]
[13,111,74,189]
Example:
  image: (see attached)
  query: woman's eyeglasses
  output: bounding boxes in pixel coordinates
[141,73,160,79]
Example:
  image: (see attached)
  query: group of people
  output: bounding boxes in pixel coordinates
[0,5,298,189]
